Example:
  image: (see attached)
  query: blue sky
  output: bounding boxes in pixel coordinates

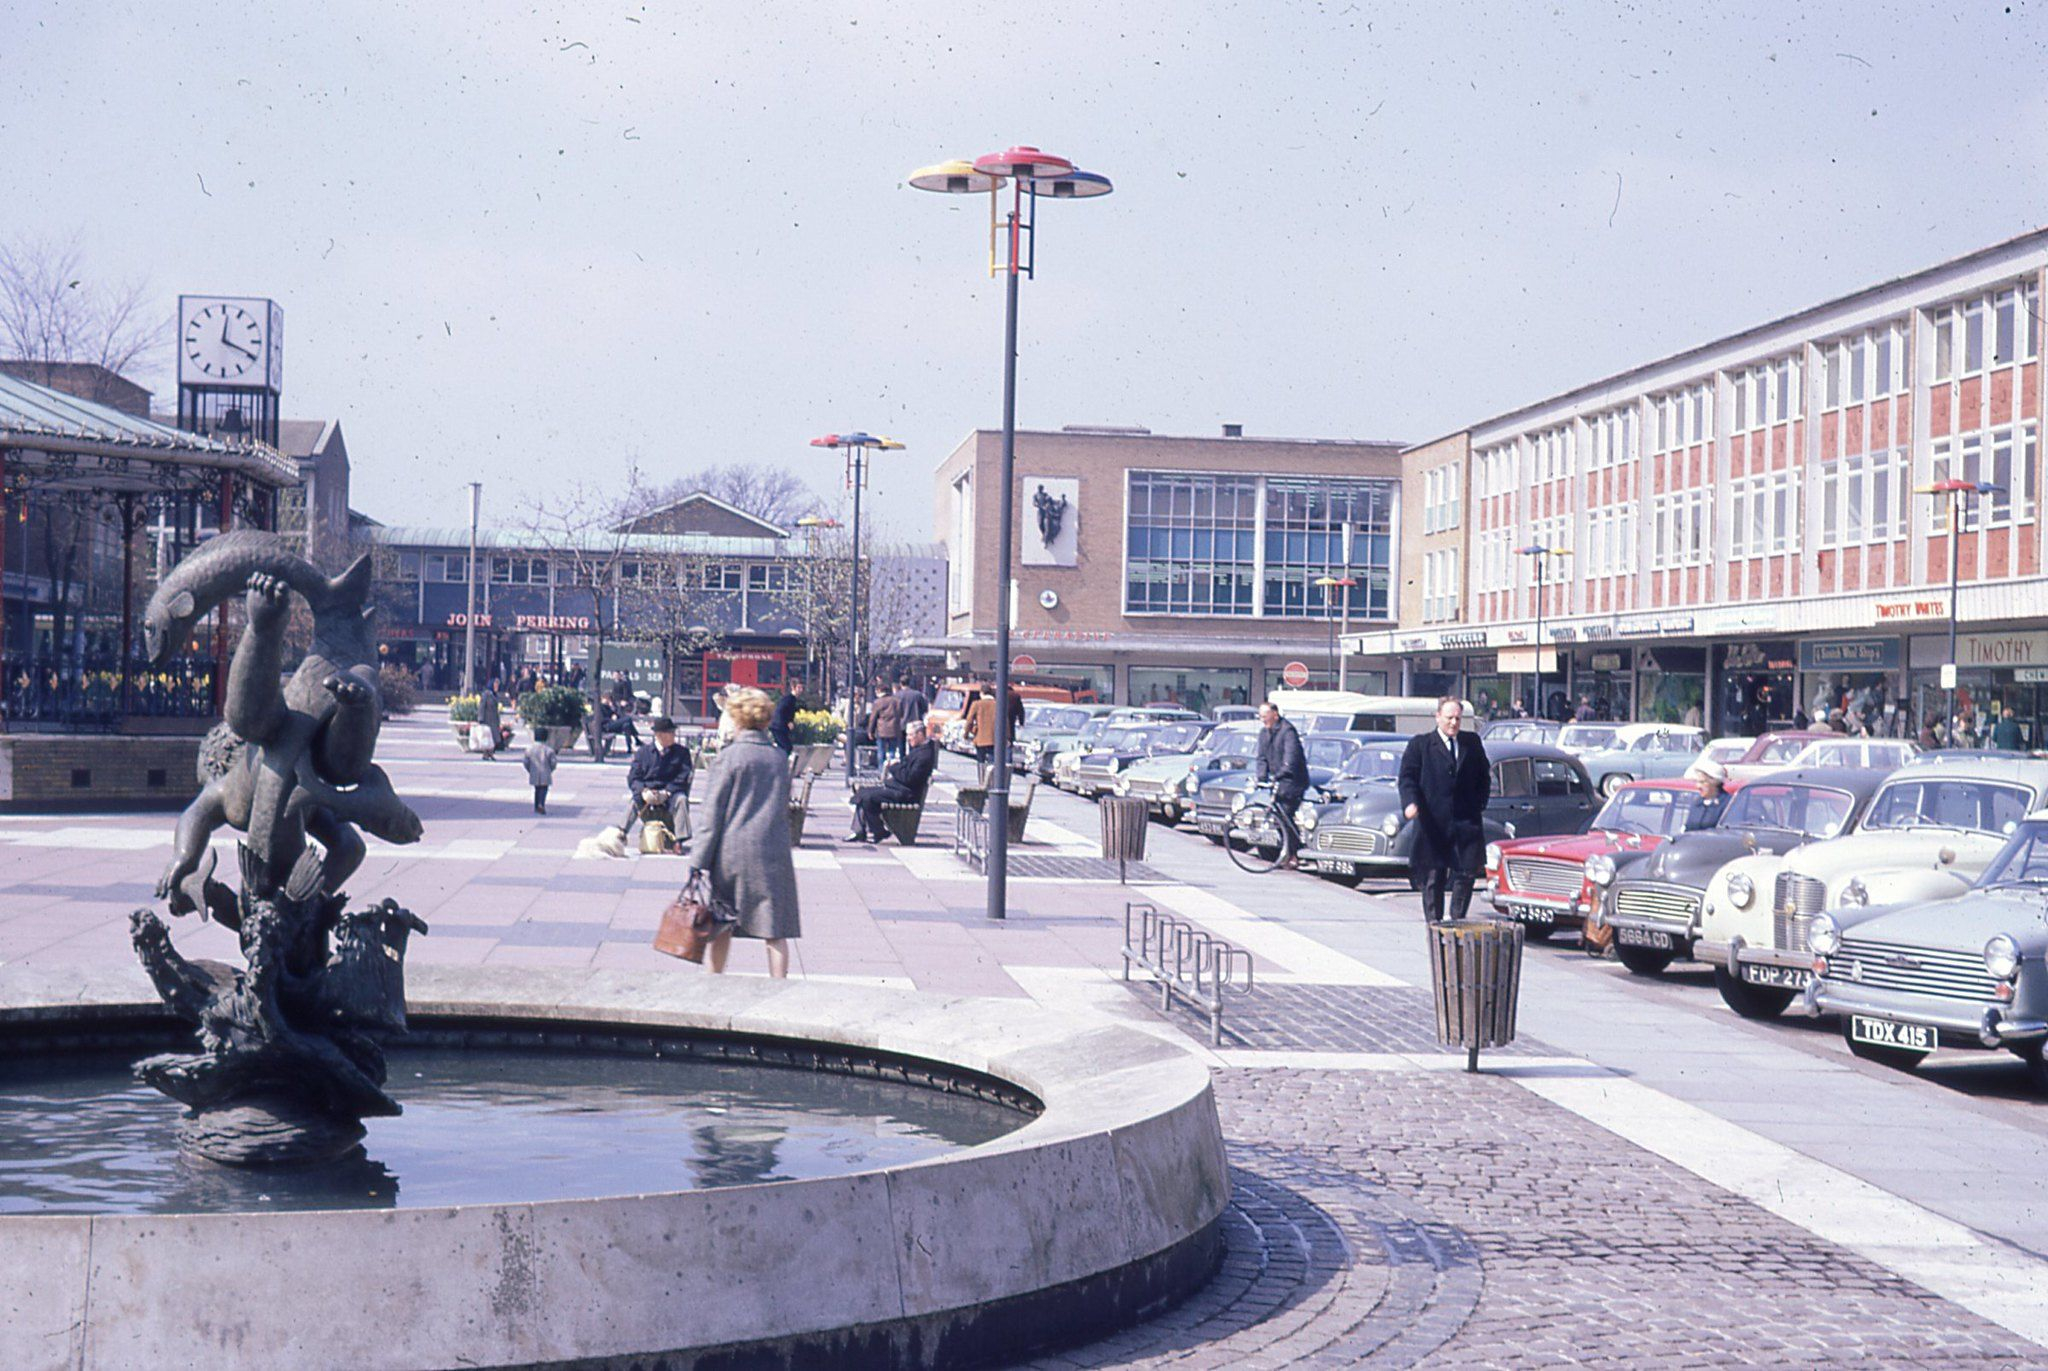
[8,1,2047,534]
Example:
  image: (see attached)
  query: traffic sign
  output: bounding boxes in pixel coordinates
[1011,654,1038,674]
[1282,660,1310,687]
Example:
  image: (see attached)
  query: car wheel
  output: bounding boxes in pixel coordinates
[1713,967,1794,1020]
[1161,804,1181,824]
[1844,1029,1928,1072]
[1521,921,1554,942]
[1319,867,1363,888]
[1615,944,1675,977]
[2019,1044,2048,1094]
[1205,832,1225,847]
[1600,772,1632,798]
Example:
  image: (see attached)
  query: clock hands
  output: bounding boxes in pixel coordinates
[218,312,258,362]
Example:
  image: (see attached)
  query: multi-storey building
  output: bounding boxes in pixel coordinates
[925,426,1403,707]
[1353,226,2048,743]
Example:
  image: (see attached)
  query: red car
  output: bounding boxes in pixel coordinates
[1485,778,1710,941]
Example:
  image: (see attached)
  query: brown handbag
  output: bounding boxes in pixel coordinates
[653,871,720,963]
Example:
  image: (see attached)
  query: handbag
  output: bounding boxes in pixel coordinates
[653,870,722,963]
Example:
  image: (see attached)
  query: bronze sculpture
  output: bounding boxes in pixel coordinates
[130,531,428,1165]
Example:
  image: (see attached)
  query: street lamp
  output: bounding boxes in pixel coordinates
[1313,575,1357,690]
[910,145,1113,923]
[809,436,903,780]
[1918,478,2002,746]
[1516,544,1572,722]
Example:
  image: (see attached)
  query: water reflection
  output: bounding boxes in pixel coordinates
[0,1046,1018,1215]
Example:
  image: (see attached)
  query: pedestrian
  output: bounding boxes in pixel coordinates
[693,687,801,978]
[893,672,928,729]
[474,687,502,759]
[771,674,804,753]
[847,719,938,844]
[1397,696,1492,923]
[522,728,559,814]
[1255,700,1311,869]
[870,678,905,765]
[1686,758,1729,831]
[1574,695,1594,723]
[1995,707,2025,751]
[621,715,694,846]
[966,689,998,773]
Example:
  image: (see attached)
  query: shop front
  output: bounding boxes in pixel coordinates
[1798,637,1907,737]
[1130,665,1252,714]
[1557,638,1632,722]
[1635,645,1707,727]
[1717,639,1799,736]
[1907,629,2048,749]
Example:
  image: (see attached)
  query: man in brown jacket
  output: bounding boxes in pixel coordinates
[869,677,906,765]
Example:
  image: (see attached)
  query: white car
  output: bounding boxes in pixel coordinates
[1780,737,1920,772]
[1685,737,1751,779]
[1697,755,2048,1019]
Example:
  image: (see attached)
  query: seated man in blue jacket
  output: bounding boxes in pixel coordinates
[622,716,694,843]
[846,719,938,844]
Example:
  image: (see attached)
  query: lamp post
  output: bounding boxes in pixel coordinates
[1313,575,1356,690]
[1919,479,2002,745]
[1516,544,1571,722]
[809,435,903,780]
[462,480,481,693]
[910,146,1113,923]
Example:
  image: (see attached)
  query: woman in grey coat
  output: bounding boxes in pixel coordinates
[696,687,802,977]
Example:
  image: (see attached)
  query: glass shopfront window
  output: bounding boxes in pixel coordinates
[1799,638,1905,736]
[1129,666,1253,715]
[1637,646,1707,728]
[1038,662,1115,704]
[1566,647,1633,722]
[1260,666,1389,697]
[1719,640,1798,736]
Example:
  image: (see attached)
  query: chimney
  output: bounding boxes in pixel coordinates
[1222,423,1243,438]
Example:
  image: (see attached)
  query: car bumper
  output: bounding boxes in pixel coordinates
[1805,980,2047,1046]
[1490,891,1584,928]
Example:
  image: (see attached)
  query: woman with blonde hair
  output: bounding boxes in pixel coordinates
[693,686,802,977]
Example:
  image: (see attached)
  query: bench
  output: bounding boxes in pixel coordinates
[878,798,925,846]
[787,775,815,847]
[953,778,1038,845]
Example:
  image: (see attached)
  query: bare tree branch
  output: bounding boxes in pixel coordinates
[0,233,166,402]
[626,462,817,528]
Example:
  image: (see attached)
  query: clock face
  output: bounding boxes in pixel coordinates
[182,302,265,382]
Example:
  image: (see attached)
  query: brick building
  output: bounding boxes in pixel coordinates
[925,426,1403,707]
[1350,226,2048,743]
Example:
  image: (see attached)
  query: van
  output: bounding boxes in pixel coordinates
[926,678,1082,742]
[1265,689,1472,737]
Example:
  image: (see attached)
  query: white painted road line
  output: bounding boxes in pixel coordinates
[1146,883,1408,987]
[1520,1070,2048,1351]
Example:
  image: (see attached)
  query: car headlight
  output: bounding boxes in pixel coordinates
[1230,792,1249,813]
[1380,812,1401,837]
[1114,780,1130,796]
[1985,934,2021,981]
[1808,914,1841,956]
[1727,872,1754,909]
[1841,877,1868,908]
[1297,805,1318,831]
[1586,853,1617,887]
[1484,842,1502,873]
[1180,772,1199,795]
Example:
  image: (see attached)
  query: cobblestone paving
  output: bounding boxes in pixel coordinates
[1019,1069,2038,1369]
[1130,982,1555,1058]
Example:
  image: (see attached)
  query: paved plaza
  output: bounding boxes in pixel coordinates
[6,708,2048,1367]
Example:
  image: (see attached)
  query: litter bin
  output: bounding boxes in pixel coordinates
[1099,796,1150,883]
[1425,918,1524,1072]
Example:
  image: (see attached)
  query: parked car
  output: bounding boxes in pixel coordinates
[1596,767,1885,978]
[1687,736,1753,778]
[1298,742,1598,887]
[1806,814,2048,1088]
[1570,723,1708,797]
[1211,704,1261,725]
[1068,723,1167,797]
[1697,755,2048,1015]
[1721,730,1837,784]
[1193,732,1388,845]
[1781,736,1921,771]
[1557,722,1627,756]
[1482,719,1562,745]
[1015,705,1118,778]
[1138,725,1265,825]
[1109,720,1227,817]
[1485,779,1704,940]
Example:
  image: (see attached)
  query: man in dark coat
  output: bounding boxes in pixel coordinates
[846,720,937,843]
[893,673,928,728]
[1255,700,1311,865]
[771,676,803,753]
[622,716,694,842]
[1397,697,1491,923]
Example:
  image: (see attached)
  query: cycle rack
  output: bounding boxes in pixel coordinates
[1121,902,1256,1046]
[953,805,989,873]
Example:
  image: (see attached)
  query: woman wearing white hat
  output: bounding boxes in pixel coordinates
[1687,758,1729,830]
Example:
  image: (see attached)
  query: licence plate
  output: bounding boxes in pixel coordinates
[1317,859,1355,875]
[1507,903,1557,925]
[1616,927,1673,950]
[1850,1016,1935,1053]
[1740,963,1810,990]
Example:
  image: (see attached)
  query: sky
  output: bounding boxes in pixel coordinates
[8,1,2048,537]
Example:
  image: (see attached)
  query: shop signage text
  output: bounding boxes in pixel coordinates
[1798,639,1901,672]
[1874,598,1947,622]
[445,612,491,628]
[1906,631,2048,670]
[1616,613,1694,637]
[511,613,592,632]
[1437,630,1486,650]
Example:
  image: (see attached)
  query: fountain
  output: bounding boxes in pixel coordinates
[0,532,1230,1370]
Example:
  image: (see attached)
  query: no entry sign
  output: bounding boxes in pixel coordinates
[1010,654,1038,674]
[1282,660,1311,687]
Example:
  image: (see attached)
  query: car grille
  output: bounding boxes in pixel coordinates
[1196,787,1238,818]
[1313,828,1385,856]
[1834,937,1999,1002]
[1504,858,1582,898]
[1611,884,1700,930]
[1772,910,1818,955]
[1774,872,1827,916]
[1123,777,1171,799]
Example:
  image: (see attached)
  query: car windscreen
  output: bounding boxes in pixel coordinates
[1152,723,1205,751]
[1594,787,1700,836]
[1756,736,1809,764]
[933,690,966,712]
[1720,782,1857,838]
[1340,745,1404,780]
[1095,725,1153,751]
[1305,737,1358,769]
[1076,719,1108,743]
[1050,707,1095,729]
[1559,725,1620,751]
[1206,731,1260,761]
[1975,822,2048,886]
[1862,778,2033,835]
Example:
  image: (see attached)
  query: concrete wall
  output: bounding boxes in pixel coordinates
[1398,431,1471,627]
[0,735,200,810]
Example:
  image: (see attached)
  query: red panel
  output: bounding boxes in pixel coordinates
[1988,527,2011,579]
[1844,409,1864,456]
[1962,376,1984,427]
[1768,560,1786,597]
[2025,363,2040,420]
[1930,534,1951,582]
[1931,386,1952,437]
[2025,532,2041,577]
[1992,370,2015,427]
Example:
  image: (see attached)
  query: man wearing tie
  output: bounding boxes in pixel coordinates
[1397,696,1492,923]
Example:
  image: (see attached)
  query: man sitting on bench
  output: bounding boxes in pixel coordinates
[847,719,937,844]
[622,716,693,844]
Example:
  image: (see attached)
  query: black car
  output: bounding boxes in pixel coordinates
[1193,732,1401,843]
[1594,766,1887,977]
[1299,741,1599,886]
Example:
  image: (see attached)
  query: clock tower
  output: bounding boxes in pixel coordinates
[177,295,283,445]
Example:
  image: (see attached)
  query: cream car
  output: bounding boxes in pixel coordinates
[1696,755,2048,1019]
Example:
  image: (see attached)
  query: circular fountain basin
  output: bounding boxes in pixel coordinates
[0,964,1228,1371]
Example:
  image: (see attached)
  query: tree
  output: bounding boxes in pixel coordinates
[626,462,814,529]
[0,233,164,398]
[516,479,644,729]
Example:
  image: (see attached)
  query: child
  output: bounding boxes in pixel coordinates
[522,728,559,814]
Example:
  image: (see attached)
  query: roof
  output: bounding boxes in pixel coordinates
[615,491,788,538]
[358,525,789,558]
[276,419,339,460]
[0,369,298,487]
[1607,722,1705,742]
[999,427,1408,449]
[1736,765,1893,799]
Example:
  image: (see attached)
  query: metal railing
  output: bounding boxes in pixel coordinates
[954,805,990,873]
[1121,901,1256,1046]
[3,654,218,730]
